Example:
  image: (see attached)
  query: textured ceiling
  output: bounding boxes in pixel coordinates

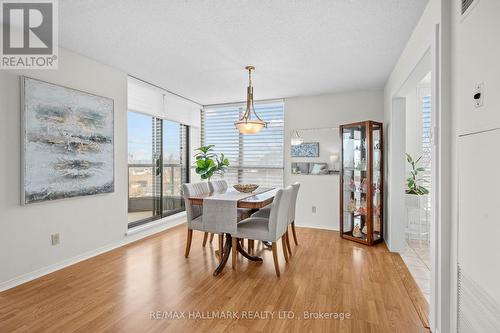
[59,0,428,105]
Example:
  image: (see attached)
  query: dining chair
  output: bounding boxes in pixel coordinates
[250,183,300,255]
[232,186,293,277]
[209,179,228,192]
[207,180,229,246]
[182,182,211,257]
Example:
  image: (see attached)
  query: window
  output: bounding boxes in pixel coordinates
[421,94,432,188]
[128,112,189,228]
[201,101,284,188]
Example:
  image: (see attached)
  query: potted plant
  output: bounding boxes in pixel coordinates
[405,153,430,241]
[405,153,429,211]
[194,145,230,181]
[405,153,429,195]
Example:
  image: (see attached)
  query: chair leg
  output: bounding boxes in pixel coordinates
[248,239,254,255]
[218,233,224,259]
[185,229,193,258]
[232,237,238,270]
[272,242,280,277]
[291,221,299,245]
[281,236,289,263]
[202,232,208,247]
[285,231,292,257]
[209,233,214,243]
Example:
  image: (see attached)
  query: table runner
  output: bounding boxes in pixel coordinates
[202,188,272,234]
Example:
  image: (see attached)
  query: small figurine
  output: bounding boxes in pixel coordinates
[362,225,368,234]
[348,198,356,213]
[353,225,362,238]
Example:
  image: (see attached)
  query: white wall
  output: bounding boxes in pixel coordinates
[0,49,187,290]
[451,0,500,331]
[383,0,453,331]
[384,0,441,252]
[284,90,384,230]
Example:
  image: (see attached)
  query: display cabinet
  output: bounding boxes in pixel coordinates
[339,121,383,245]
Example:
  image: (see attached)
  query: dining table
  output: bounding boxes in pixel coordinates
[188,187,278,276]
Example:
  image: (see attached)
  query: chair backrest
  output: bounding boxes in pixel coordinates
[182,182,210,228]
[288,182,300,224]
[268,186,293,241]
[209,179,228,193]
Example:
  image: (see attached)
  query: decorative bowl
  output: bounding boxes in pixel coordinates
[233,184,259,193]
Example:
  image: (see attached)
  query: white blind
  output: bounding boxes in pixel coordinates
[202,101,284,188]
[127,76,201,127]
[128,77,164,117]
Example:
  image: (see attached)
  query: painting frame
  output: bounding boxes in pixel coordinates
[21,76,115,205]
[290,142,320,158]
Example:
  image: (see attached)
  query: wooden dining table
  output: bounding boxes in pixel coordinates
[188,187,278,276]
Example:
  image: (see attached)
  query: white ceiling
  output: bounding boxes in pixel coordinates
[59,0,428,105]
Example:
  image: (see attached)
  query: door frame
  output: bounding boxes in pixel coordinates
[387,24,446,331]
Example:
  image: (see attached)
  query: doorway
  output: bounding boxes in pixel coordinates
[401,72,432,303]
[389,47,436,328]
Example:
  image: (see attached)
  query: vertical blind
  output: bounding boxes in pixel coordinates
[201,101,284,188]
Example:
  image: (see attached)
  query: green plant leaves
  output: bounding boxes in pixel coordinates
[405,153,429,196]
[193,145,231,180]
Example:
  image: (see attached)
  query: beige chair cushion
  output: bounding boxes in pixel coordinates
[236,217,270,241]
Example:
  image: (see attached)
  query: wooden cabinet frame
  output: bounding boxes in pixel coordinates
[339,120,384,246]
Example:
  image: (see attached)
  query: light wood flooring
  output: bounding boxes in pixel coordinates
[0,225,429,332]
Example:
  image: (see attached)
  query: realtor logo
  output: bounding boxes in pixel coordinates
[1,0,58,69]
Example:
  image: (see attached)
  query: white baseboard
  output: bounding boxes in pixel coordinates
[295,223,339,231]
[0,213,186,292]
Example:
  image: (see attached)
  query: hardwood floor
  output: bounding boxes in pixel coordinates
[0,225,429,332]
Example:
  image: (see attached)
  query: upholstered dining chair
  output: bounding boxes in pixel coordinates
[209,179,228,192]
[232,186,293,277]
[250,183,300,256]
[204,179,229,251]
[182,182,211,257]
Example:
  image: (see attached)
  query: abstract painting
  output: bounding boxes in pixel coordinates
[22,77,114,204]
[291,142,319,157]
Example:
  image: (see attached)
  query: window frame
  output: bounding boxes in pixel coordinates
[127,112,190,229]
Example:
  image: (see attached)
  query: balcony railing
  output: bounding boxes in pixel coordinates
[128,163,186,226]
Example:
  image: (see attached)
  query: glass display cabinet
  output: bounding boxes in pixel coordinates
[339,121,383,245]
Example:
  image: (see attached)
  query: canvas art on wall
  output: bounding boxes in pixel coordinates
[291,142,320,157]
[22,77,114,204]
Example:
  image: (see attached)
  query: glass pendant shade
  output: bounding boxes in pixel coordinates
[235,119,266,134]
[235,66,267,134]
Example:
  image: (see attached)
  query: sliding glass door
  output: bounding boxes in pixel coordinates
[162,120,188,217]
[128,112,189,228]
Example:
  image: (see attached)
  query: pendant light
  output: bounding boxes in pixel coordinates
[291,129,304,146]
[234,65,267,134]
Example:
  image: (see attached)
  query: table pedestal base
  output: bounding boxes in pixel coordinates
[213,234,263,276]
